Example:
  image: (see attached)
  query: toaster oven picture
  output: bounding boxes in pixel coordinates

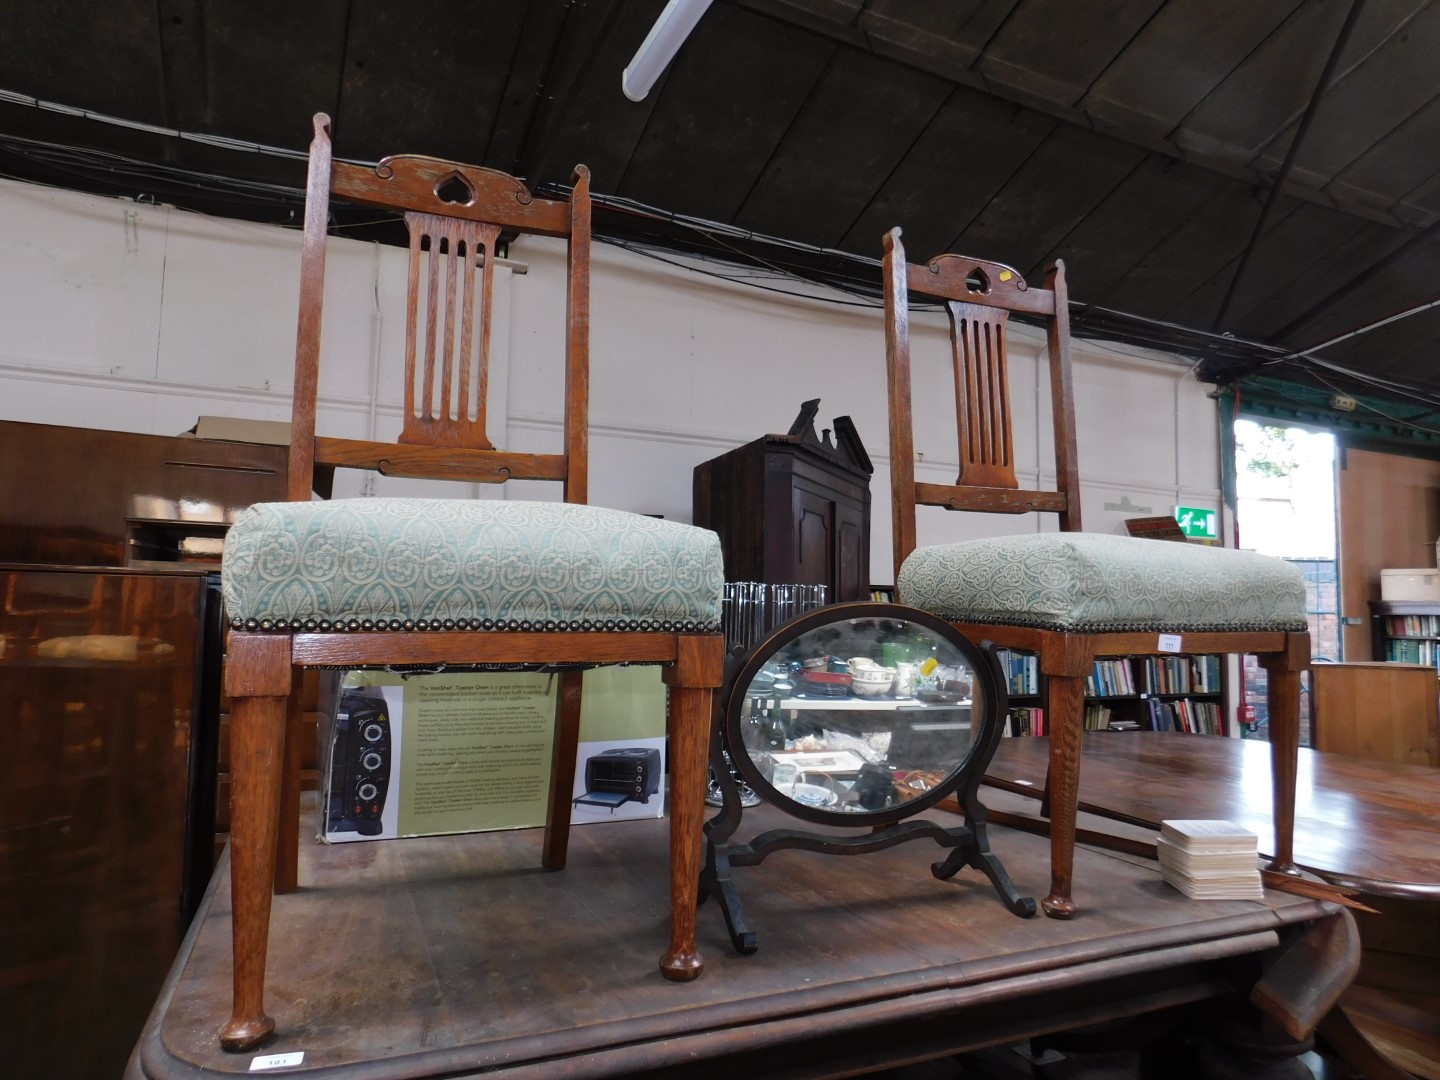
[326,687,392,836]
[576,746,662,808]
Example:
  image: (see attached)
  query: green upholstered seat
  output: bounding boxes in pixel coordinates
[897,532,1307,634]
[222,498,724,634]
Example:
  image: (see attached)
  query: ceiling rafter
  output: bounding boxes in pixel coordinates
[737,0,1430,232]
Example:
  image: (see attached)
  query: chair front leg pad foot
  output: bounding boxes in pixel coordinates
[659,950,704,982]
[1041,893,1078,920]
[1264,859,1302,877]
[220,1014,275,1053]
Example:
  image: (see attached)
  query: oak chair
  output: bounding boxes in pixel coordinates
[216,114,725,1051]
[881,226,1309,919]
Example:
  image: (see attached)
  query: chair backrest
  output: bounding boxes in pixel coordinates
[288,112,591,504]
[881,226,1081,572]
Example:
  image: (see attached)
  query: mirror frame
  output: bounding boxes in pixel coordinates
[721,602,1006,828]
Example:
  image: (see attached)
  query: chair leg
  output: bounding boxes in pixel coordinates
[659,682,710,981]
[274,688,306,894]
[1041,673,1087,920]
[542,670,585,871]
[1259,652,1303,875]
[220,636,292,1053]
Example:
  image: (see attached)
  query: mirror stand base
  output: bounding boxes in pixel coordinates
[701,815,1035,956]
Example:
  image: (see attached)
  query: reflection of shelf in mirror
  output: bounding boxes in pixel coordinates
[779,698,971,711]
[769,749,868,774]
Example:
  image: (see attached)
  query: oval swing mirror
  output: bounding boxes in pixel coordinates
[723,603,1002,827]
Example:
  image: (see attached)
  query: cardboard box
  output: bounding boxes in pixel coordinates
[319,666,667,843]
[189,415,292,446]
[1380,568,1440,602]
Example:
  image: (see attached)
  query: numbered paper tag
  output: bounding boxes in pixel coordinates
[1157,634,1183,654]
[251,1052,304,1071]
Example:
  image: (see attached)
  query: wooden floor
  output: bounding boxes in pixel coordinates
[128,797,1342,1079]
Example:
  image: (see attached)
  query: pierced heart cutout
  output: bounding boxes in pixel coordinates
[435,172,475,205]
[965,267,991,295]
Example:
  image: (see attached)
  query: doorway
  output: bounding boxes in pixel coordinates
[1232,420,1340,744]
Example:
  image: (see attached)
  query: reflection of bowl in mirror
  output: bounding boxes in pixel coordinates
[801,656,832,670]
[851,678,894,697]
[849,662,896,697]
[791,782,838,808]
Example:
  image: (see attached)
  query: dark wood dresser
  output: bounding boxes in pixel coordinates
[692,400,873,602]
[0,420,288,1080]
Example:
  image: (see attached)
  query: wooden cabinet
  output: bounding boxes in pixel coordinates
[693,401,872,602]
[0,564,215,1080]
[1312,661,1439,767]
[0,419,289,567]
[0,420,293,1078]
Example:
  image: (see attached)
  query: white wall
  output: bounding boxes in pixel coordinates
[0,176,1223,583]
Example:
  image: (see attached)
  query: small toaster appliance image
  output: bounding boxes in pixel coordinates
[326,687,392,836]
[580,746,662,805]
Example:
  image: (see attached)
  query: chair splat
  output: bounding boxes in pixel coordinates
[402,211,501,450]
[948,301,1016,490]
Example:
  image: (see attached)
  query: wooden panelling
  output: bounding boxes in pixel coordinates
[1338,446,1440,660]
[1312,661,1439,766]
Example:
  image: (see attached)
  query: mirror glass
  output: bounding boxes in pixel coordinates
[728,612,986,819]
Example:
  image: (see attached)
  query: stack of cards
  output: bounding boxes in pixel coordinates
[1156,819,1263,900]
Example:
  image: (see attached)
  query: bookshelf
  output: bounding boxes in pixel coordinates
[1370,600,1440,668]
[996,649,1226,737]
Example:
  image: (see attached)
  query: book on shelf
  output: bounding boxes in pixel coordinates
[993,651,1226,736]
[1143,697,1220,735]
[1005,707,1045,737]
[1157,819,1263,900]
[1085,658,1135,697]
[1386,638,1440,667]
[1385,613,1440,637]
[1139,655,1222,695]
[995,649,1039,697]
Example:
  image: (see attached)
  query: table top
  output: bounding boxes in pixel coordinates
[986,733,1440,900]
[129,801,1338,1079]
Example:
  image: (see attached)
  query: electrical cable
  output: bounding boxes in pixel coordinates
[5,92,1439,423]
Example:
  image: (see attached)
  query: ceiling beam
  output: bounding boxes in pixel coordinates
[735,0,1430,234]
[1211,0,1369,333]
[512,0,625,181]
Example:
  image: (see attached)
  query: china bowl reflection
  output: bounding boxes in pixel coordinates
[790,782,838,808]
[848,662,896,697]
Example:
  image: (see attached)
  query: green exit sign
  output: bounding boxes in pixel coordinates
[1175,506,1218,540]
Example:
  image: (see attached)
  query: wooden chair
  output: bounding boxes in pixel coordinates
[881,226,1310,919]
[216,114,725,1051]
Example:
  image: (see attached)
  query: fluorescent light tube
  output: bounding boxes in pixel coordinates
[622,0,713,102]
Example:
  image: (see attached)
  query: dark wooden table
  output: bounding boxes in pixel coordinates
[984,732,1440,1080]
[128,799,1346,1079]
[984,732,1440,900]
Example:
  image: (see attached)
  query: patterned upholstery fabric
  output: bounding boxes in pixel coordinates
[222,499,724,633]
[898,532,1307,633]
